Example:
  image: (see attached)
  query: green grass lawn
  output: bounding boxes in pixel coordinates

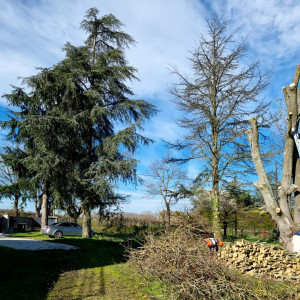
[48,263,168,300]
[0,233,169,300]
[2,232,298,299]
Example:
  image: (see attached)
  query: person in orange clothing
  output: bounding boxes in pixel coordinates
[204,237,223,252]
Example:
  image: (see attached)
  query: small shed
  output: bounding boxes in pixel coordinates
[7,216,59,233]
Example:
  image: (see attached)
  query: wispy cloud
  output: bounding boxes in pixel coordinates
[210,0,300,64]
[0,0,207,104]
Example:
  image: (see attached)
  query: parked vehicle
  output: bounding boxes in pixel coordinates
[42,222,95,238]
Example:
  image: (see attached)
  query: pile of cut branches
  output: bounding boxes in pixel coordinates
[129,227,258,299]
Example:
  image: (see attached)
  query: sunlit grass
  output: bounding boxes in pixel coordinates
[48,263,169,299]
[1,231,169,299]
[2,231,298,299]
[7,232,52,240]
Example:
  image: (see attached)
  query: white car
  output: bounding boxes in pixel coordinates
[42,222,95,238]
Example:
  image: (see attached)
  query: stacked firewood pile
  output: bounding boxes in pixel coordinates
[218,240,300,280]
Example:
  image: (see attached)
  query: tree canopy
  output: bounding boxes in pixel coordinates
[1,8,156,236]
[169,15,272,239]
[145,151,186,228]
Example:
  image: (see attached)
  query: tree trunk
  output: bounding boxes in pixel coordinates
[210,36,222,241]
[166,202,171,230]
[234,210,238,234]
[212,190,222,240]
[40,190,49,232]
[246,66,300,251]
[82,205,92,238]
[223,220,228,237]
[14,195,19,217]
[66,204,82,224]
[294,159,300,226]
[35,192,41,218]
[211,111,222,240]
[246,117,297,251]
[212,155,222,239]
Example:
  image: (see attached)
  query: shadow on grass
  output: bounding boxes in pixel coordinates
[0,236,127,300]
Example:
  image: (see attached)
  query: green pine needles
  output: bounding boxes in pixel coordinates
[1,8,156,237]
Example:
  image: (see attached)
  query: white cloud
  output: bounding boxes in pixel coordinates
[0,0,207,104]
[210,0,300,65]
[143,116,182,141]
[2,0,300,105]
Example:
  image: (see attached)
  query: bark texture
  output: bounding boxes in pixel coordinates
[40,190,49,232]
[14,195,19,217]
[246,65,300,251]
[35,193,41,218]
[82,205,92,238]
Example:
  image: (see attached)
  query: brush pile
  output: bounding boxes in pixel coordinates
[129,228,258,299]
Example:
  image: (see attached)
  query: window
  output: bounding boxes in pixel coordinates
[60,222,71,227]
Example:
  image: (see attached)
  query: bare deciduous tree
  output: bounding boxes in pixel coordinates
[0,158,20,216]
[145,152,186,229]
[169,15,271,239]
[247,65,300,251]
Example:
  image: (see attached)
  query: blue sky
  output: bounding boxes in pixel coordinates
[0,0,300,214]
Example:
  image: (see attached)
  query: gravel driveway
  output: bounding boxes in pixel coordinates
[0,234,78,250]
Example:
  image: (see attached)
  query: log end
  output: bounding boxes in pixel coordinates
[289,82,296,88]
[253,181,259,189]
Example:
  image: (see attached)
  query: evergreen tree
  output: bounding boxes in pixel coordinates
[0,152,32,217]
[224,178,253,208]
[2,72,75,230]
[2,8,156,236]
[0,148,44,218]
